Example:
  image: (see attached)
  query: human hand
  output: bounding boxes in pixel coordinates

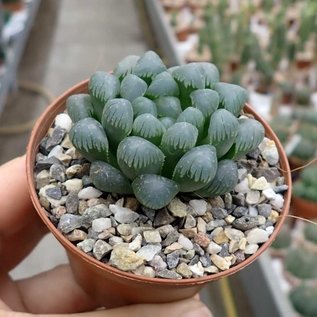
[0,156,212,317]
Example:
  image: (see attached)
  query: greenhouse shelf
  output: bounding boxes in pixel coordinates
[0,0,41,115]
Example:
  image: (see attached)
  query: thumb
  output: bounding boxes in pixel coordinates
[2,298,212,317]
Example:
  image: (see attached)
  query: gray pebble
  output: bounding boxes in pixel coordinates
[82,175,93,187]
[156,269,182,279]
[46,187,62,200]
[253,167,280,183]
[150,255,167,271]
[232,206,248,217]
[58,214,82,233]
[157,224,174,238]
[224,193,232,210]
[93,240,112,260]
[82,204,111,227]
[136,244,162,262]
[65,192,79,214]
[200,255,212,267]
[211,208,228,219]
[219,243,230,257]
[193,243,205,256]
[143,230,162,243]
[232,193,245,206]
[189,255,200,265]
[232,216,260,231]
[167,251,180,269]
[153,208,175,227]
[257,204,272,217]
[36,157,61,172]
[234,250,246,264]
[36,170,50,189]
[184,214,196,228]
[206,219,226,231]
[273,184,288,194]
[141,207,156,222]
[110,205,139,224]
[162,230,180,247]
[77,238,96,253]
[209,196,225,208]
[46,127,66,150]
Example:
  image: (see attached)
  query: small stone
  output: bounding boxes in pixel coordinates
[189,262,204,277]
[136,244,162,262]
[234,250,246,264]
[176,263,193,278]
[124,197,140,211]
[58,214,82,233]
[164,242,183,253]
[232,216,260,231]
[211,254,231,271]
[206,219,226,231]
[249,206,258,216]
[78,200,88,215]
[270,194,284,210]
[53,206,66,218]
[122,235,133,243]
[66,229,87,242]
[134,265,156,278]
[197,217,207,233]
[245,244,259,255]
[193,243,205,256]
[253,167,280,183]
[200,254,212,267]
[93,240,112,260]
[266,226,274,235]
[87,198,102,208]
[131,225,153,236]
[39,185,67,207]
[212,227,229,244]
[204,266,219,274]
[225,215,235,224]
[211,208,228,219]
[246,228,269,244]
[153,208,175,227]
[268,210,279,223]
[229,240,240,253]
[61,134,73,149]
[224,228,244,241]
[209,196,225,208]
[178,234,194,251]
[64,179,83,192]
[109,205,139,224]
[273,184,288,194]
[150,255,167,271]
[247,148,261,160]
[239,237,247,250]
[156,269,182,279]
[263,188,277,200]
[92,218,112,233]
[39,196,50,210]
[207,241,222,254]
[167,251,180,269]
[193,232,210,248]
[108,236,124,246]
[46,127,66,150]
[98,228,115,240]
[78,187,102,200]
[128,234,142,251]
[184,249,195,259]
[179,228,197,238]
[189,255,199,266]
[48,145,64,159]
[157,224,174,238]
[65,147,82,159]
[110,245,144,271]
[36,170,50,189]
[189,200,207,216]
[219,243,230,257]
[65,192,79,214]
[251,177,270,190]
[238,168,248,180]
[82,204,111,226]
[162,230,180,246]
[55,113,72,132]
[46,187,62,200]
[259,138,279,165]
[257,204,272,217]
[276,177,285,186]
[224,193,232,210]
[77,238,96,253]
[66,165,82,178]
[117,223,137,236]
[168,198,188,217]
[87,228,99,240]
[36,157,61,172]
[143,230,162,243]
[184,214,197,228]
[246,191,260,205]
[142,207,156,222]
[232,193,245,206]
[235,178,250,194]
[232,206,248,217]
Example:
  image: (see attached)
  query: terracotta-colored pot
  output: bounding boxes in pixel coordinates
[26,80,292,307]
[292,196,317,220]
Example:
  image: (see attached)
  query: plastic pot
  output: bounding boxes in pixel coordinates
[26,79,292,307]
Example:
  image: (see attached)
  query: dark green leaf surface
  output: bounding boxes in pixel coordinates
[173,145,218,192]
[90,161,133,194]
[132,174,179,209]
[66,94,94,122]
[69,118,109,162]
[117,136,165,180]
[120,74,147,102]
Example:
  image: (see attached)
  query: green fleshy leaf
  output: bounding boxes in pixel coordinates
[290,284,317,317]
[88,72,120,120]
[173,145,217,192]
[132,174,179,209]
[133,50,167,81]
[190,89,219,118]
[197,62,220,88]
[66,94,94,122]
[156,96,182,119]
[120,74,147,102]
[90,161,133,194]
[196,160,238,197]
[132,114,166,145]
[172,64,205,105]
[146,71,179,98]
[117,136,165,180]
[207,109,239,158]
[113,55,140,79]
[69,118,109,162]
[132,96,157,118]
[101,98,133,146]
[176,107,205,135]
[159,117,175,129]
[214,82,249,116]
[167,66,180,74]
[233,118,265,158]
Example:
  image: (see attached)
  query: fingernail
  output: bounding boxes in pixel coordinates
[182,306,213,317]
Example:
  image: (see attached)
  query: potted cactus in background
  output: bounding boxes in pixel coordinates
[290,283,317,317]
[27,50,291,306]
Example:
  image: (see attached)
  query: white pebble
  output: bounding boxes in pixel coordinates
[207,241,222,254]
[246,228,269,244]
[136,244,162,262]
[92,218,112,233]
[266,226,275,235]
[245,244,259,255]
[235,178,250,194]
[246,190,260,205]
[178,234,194,251]
[55,113,72,132]
[248,206,258,217]
[78,187,102,199]
[129,234,142,251]
[259,138,279,165]
[189,200,207,215]
[64,179,83,192]
[48,145,64,158]
[263,188,277,200]
[189,262,204,277]
[270,194,284,210]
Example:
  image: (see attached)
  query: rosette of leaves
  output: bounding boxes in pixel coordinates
[293,166,317,203]
[67,51,265,210]
[290,284,317,317]
[271,225,291,250]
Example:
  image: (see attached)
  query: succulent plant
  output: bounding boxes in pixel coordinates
[293,166,317,203]
[285,248,317,280]
[67,51,265,210]
[270,225,291,250]
[289,284,317,317]
[304,221,317,245]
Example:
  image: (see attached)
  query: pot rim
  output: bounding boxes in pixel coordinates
[26,79,292,286]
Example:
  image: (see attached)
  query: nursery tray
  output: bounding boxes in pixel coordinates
[0,0,41,115]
